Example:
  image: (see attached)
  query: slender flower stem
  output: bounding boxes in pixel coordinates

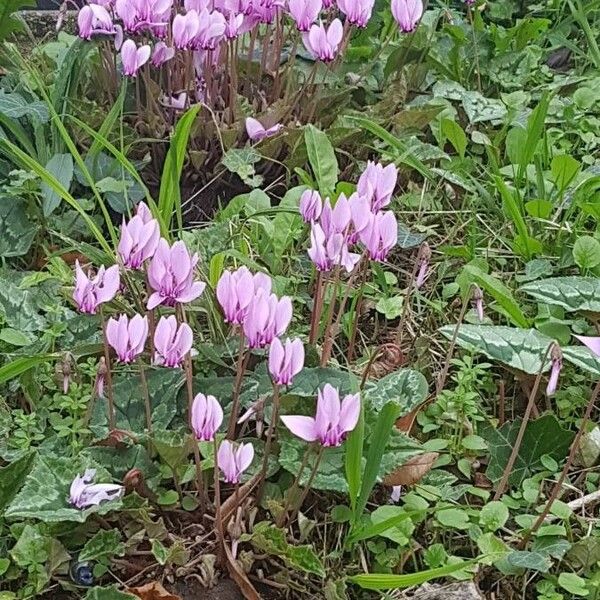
[521,379,600,547]
[493,344,554,501]
[99,307,116,431]
[320,267,341,366]
[178,305,205,505]
[138,358,152,433]
[276,443,313,528]
[258,382,280,496]
[309,271,324,344]
[286,445,325,527]
[227,332,249,438]
[213,435,225,565]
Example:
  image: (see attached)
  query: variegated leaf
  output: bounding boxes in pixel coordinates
[364,369,428,415]
[520,277,600,313]
[562,346,600,377]
[439,325,553,374]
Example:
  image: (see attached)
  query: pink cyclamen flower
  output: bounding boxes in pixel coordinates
[546,344,562,397]
[246,117,283,141]
[281,383,360,447]
[216,266,272,325]
[472,285,484,321]
[73,261,120,314]
[288,0,322,31]
[299,189,322,223]
[302,18,343,62]
[147,239,206,309]
[359,210,398,262]
[357,161,398,212]
[224,11,245,38]
[172,11,200,48]
[191,393,224,441]
[78,4,115,39]
[193,8,226,49]
[308,222,360,273]
[118,203,160,269]
[152,41,175,66]
[391,0,423,32]
[217,440,254,484]
[153,315,193,367]
[121,39,151,77]
[269,337,305,385]
[575,335,600,357]
[336,0,374,28]
[106,314,148,363]
[391,485,402,503]
[69,469,124,509]
[243,289,293,348]
[319,195,352,236]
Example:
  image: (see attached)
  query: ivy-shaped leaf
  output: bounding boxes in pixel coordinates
[0,89,47,120]
[0,196,38,258]
[439,325,553,374]
[520,277,600,314]
[482,415,574,488]
[562,346,600,377]
[79,529,124,563]
[5,454,123,523]
[363,369,428,415]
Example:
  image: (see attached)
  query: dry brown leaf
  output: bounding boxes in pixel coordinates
[126,581,182,600]
[383,452,439,486]
[224,541,261,600]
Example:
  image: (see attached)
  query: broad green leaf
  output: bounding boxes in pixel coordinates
[439,324,552,374]
[245,522,325,577]
[349,560,473,590]
[520,277,600,313]
[41,153,74,216]
[158,104,201,233]
[562,346,600,377]
[0,451,34,511]
[287,367,356,398]
[221,147,263,188]
[363,369,428,415]
[0,89,47,121]
[479,501,509,532]
[367,505,414,545]
[551,155,581,193]
[558,572,589,597]
[482,415,574,487]
[345,398,364,514]
[85,587,136,600]
[462,264,529,327]
[304,124,338,196]
[441,118,467,158]
[435,507,470,529]
[5,454,123,523]
[532,536,571,560]
[79,530,124,563]
[0,196,38,257]
[574,236,600,270]
[507,550,552,573]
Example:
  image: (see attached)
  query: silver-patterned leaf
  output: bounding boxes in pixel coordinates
[520,277,600,313]
[363,369,428,415]
[439,325,553,374]
[0,196,37,257]
[562,346,600,377]
[0,90,49,122]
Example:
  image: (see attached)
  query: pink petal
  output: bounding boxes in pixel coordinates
[280,415,318,441]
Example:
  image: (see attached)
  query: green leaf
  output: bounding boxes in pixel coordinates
[0,327,34,346]
[562,346,600,377]
[461,264,529,327]
[246,522,325,577]
[551,155,581,193]
[356,402,398,518]
[85,586,136,600]
[0,89,47,121]
[439,324,552,375]
[441,119,467,158]
[79,530,124,563]
[5,454,123,523]
[158,104,201,233]
[221,147,263,188]
[482,415,574,487]
[520,277,600,313]
[532,536,571,559]
[506,550,552,573]
[375,296,403,319]
[345,396,364,514]
[304,124,338,196]
[435,507,470,529]
[0,452,35,512]
[574,236,600,270]
[349,560,474,590]
[367,505,414,545]
[41,154,74,217]
[0,355,58,385]
[0,195,38,258]
[558,573,589,597]
[479,501,509,532]
[363,369,428,415]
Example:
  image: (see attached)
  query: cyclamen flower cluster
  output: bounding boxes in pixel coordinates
[77,0,425,80]
[302,160,399,271]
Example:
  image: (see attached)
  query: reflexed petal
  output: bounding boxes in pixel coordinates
[280,415,318,441]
